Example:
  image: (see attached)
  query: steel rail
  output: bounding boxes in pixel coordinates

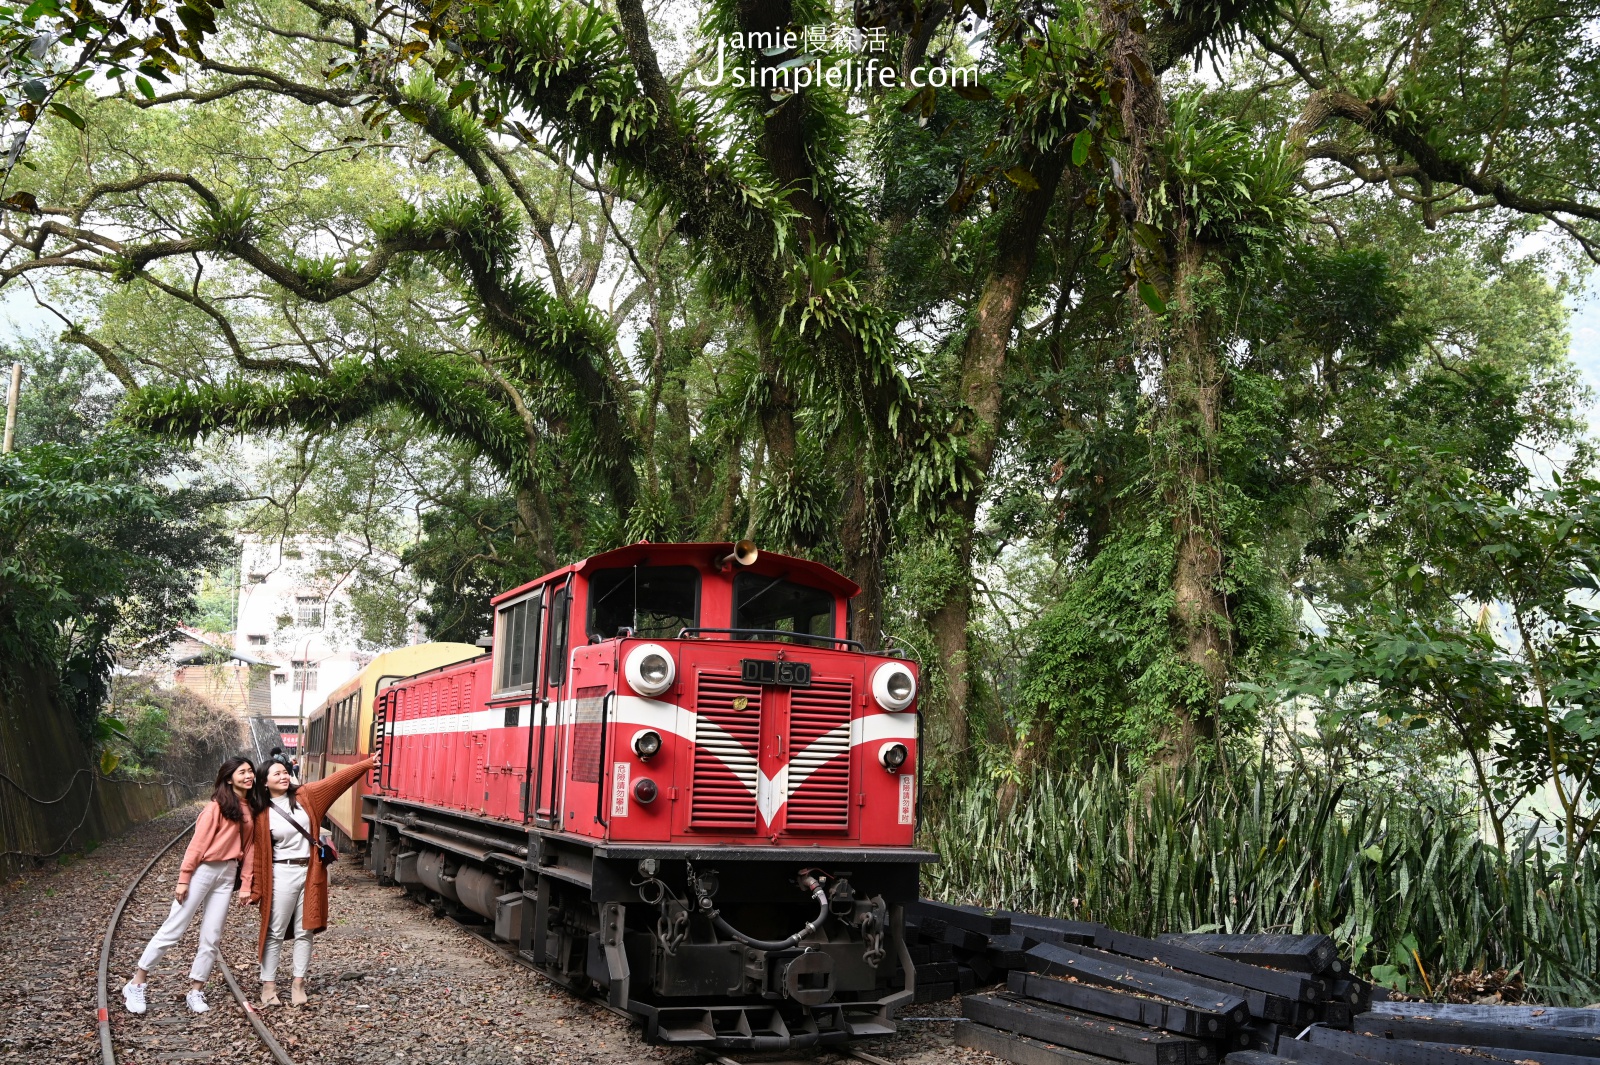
[696,1048,899,1065]
[218,955,297,1064]
[846,1045,904,1064]
[97,817,297,1065]
[98,821,193,1065]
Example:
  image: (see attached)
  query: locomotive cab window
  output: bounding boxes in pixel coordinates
[587,565,699,640]
[732,573,835,641]
[495,593,543,693]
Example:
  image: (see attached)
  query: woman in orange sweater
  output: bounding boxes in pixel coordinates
[123,756,259,1015]
[248,756,375,1006]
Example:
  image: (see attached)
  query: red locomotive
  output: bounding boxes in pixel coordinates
[362,541,934,1050]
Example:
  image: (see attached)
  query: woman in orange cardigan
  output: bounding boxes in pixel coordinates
[248,756,374,1006]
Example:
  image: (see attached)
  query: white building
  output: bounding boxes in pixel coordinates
[231,535,422,751]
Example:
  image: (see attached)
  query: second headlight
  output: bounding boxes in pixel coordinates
[871,662,917,711]
[624,643,676,696]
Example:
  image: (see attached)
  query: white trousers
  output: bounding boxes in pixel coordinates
[260,862,313,981]
[136,859,235,983]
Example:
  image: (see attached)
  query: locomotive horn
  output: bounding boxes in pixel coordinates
[717,540,759,570]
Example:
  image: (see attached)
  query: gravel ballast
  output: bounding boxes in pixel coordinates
[0,803,978,1065]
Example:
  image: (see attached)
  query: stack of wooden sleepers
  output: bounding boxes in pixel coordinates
[1227,1002,1600,1065]
[903,902,1366,1065]
[906,899,1034,1002]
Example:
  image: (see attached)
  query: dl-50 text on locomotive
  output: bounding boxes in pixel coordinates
[300,541,934,1050]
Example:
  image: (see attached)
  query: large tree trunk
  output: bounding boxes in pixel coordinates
[1100,0,1229,765]
[925,149,1069,765]
[927,562,974,760]
[712,434,743,540]
[756,334,798,519]
[1161,239,1226,763]
[840,465,888,651]
[515,484,558,572]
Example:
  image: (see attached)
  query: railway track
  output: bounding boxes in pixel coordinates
[699,1050,902,1065]
[95,822,297,1065]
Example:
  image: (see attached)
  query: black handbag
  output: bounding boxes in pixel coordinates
[234,821,247,890]
[270,800,337,865]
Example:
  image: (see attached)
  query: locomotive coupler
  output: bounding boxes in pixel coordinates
[777,949,835,1006]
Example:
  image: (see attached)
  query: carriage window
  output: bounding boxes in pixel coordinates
[546,584,570,687]
[587,566,700,640]
[307,714,327,758]
[733,574,835,641]
[495,593,542,693]
[332,693,359,755]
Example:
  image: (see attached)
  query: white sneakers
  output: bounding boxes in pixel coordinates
[122,981,210,1015]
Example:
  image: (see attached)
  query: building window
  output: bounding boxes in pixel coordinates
[292,660,318,692]
[295,596,323,627]
[248,573,267,584]
[272,673,287,686]
[247,634,268,646]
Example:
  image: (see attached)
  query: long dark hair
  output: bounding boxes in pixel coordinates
[253,758,299,813]
[210,757,254,822]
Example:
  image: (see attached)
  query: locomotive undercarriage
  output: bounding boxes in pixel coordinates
[362,796,930,1050]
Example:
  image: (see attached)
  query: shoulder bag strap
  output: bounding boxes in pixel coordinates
[269,801,317,847]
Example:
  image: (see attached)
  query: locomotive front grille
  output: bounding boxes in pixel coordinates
[785,678,853,830]
[691,671,763,827]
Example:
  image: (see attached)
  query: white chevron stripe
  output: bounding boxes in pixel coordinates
[693,716,759,788]
[386,697,916,822]
[757,766,787,825]
[787,723,850,791]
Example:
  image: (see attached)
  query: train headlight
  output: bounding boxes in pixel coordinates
[871,663,917,711]
[633,777,658,804]
[625,643,676,697]
[632,729,662,759]
[878,742,909,771]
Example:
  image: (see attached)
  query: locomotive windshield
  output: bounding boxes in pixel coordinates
[587,565,700,639]
[732,573,834,641]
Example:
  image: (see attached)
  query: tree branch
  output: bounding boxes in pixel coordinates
[1293,88,1600,261]
[60,324,138,388]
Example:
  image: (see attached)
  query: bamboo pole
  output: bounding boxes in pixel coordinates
[2,363,18,453]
